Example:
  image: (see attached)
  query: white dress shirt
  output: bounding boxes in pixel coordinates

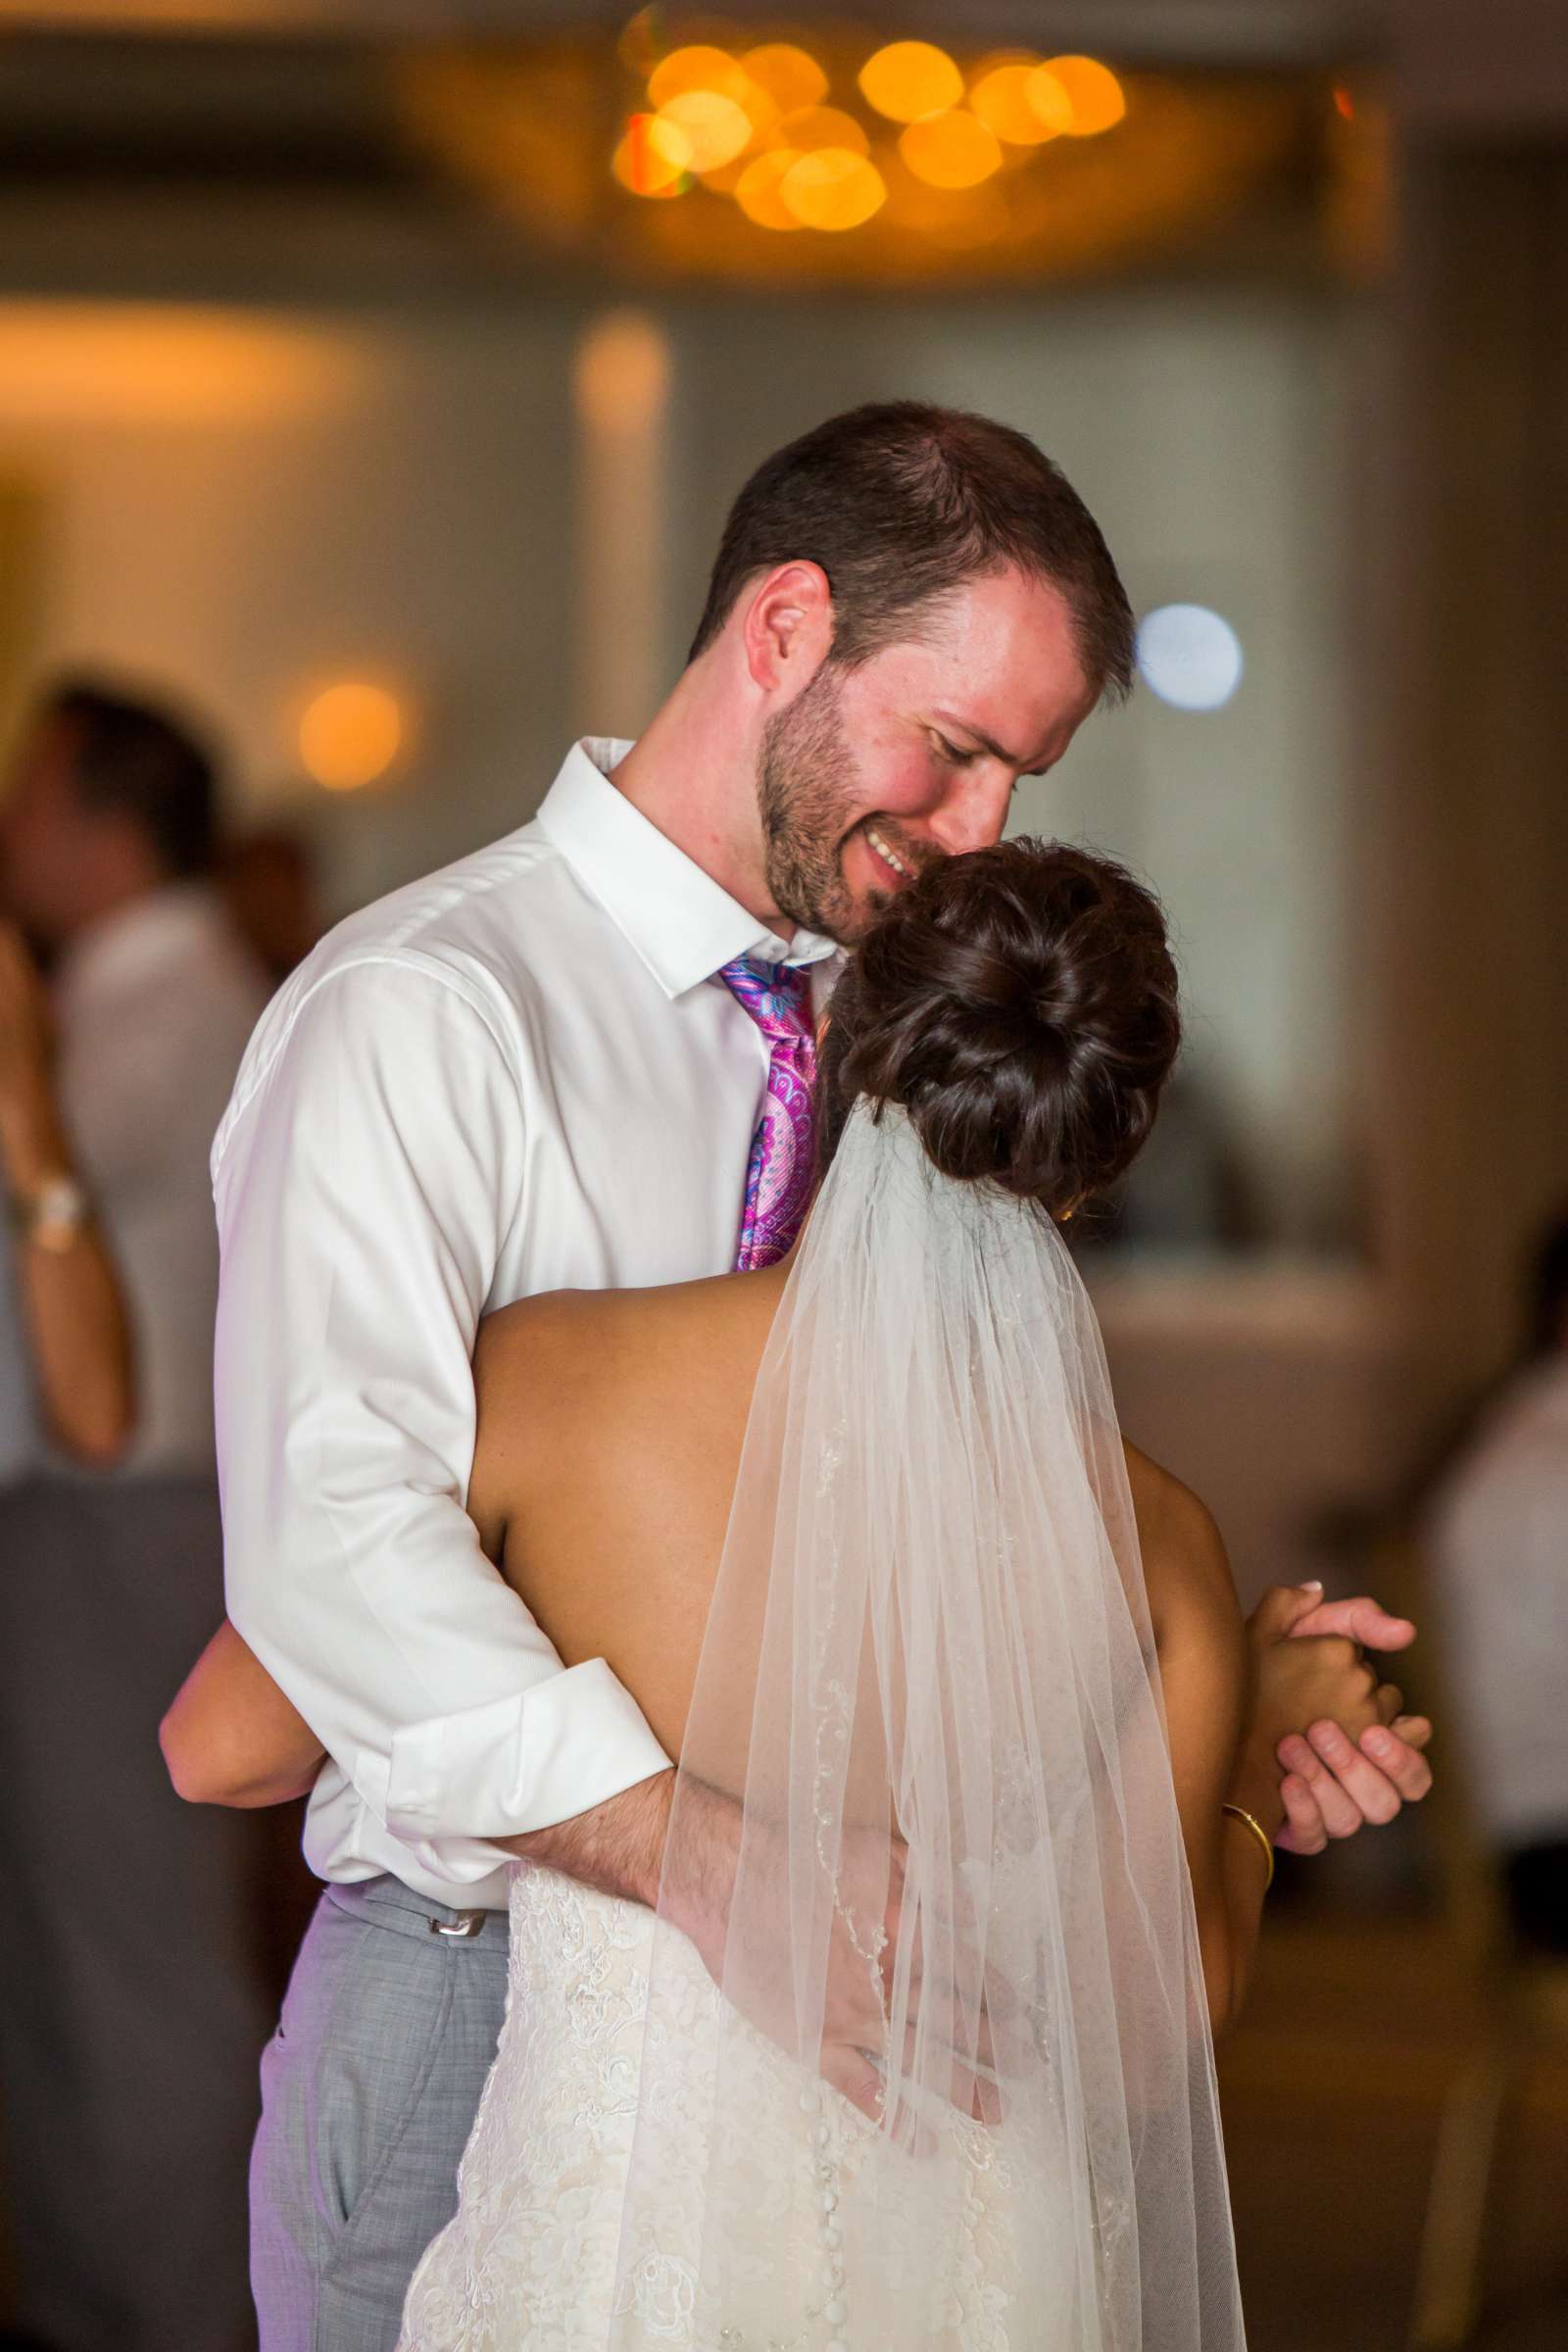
[1428,1357,1568,1850]
[52,883,270,1478]
[213,739,837,1909]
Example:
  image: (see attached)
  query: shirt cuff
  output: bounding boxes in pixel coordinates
[378,1656,672,1841]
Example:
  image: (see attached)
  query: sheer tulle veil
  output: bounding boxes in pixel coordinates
[609,1097,1246,2350]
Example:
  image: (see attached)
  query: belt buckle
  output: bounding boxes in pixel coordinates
[429,1909,486,1938]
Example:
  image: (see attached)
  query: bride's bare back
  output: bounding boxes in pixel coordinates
[465,1262,1222,1769]
[466,1263,794,1759]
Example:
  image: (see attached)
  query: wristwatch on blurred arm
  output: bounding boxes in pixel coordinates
[8,1172,90,1253]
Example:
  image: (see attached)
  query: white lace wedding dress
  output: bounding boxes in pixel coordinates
[397,1858,1076,2352]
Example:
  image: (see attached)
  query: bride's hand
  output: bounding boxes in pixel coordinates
[1250,1584,1392,1741]
[1267,1587,1434,1851]
[1232,1584,1403,1835]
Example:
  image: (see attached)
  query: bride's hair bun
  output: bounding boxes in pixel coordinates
[821,837,1180,1215]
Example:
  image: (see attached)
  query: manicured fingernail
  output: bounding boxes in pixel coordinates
[1298,1579,1324,1592]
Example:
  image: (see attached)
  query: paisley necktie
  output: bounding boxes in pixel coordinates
[717,957,819,1270]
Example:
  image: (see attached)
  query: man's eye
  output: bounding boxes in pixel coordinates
[933,733,975,765]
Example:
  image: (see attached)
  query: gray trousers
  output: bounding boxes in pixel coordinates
[0,1474,274,2352]
[250,1876,511,2352]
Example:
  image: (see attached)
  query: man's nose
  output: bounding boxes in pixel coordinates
[925,768,1014,858]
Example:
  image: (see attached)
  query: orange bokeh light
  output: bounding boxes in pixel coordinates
[647,44,750,109]
[780,147,887,231]
[736,147,806,230]
[612,112,691,196]
[1041,56,1127,137]
[741,43,828,115]
[899,110,1003,190]
[858,40,963,125]
[299,683,405,793]
[968,62,1060,147]
[656,87,753,172]
[774,104,869,160]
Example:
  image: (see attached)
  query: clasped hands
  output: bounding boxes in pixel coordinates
[1255,1581,1433,1852]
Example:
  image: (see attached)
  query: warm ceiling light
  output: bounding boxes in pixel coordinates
[741,42,828,114]
[858,40,963,125]
[299,683,406,792]
[899,110,1004,190]
[774,104,870,160]
[736,147,807,230]
[612,112,692,196]
[781,147,887,231]
[656,88,754,173]
[969,63,1059,146]
[1041,56,1127,136]
[647,44,750,108]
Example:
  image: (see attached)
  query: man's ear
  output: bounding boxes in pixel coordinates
[742,562,834,696]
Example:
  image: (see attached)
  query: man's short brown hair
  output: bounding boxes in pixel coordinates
[688,400,1134,703]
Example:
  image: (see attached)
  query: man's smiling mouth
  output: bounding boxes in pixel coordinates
[861,822,915,884]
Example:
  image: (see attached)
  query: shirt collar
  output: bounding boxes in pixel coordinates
[535,738,838,1002]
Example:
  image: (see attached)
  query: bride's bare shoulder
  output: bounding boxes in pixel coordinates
[476,1268,774,1397]
[468,1270,780,1544]
[1122,1439,1234,1638]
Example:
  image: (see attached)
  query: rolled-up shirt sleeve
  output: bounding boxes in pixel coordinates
[213,953,670,1875]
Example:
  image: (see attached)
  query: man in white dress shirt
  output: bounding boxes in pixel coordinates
[213,404,1435,2350]
[0,680,273,2352]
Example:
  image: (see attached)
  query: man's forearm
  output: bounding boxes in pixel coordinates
[501,1768,743,1964]
[501,1766,677,1911]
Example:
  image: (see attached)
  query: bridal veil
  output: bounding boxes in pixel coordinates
[610,1099,1246,2350]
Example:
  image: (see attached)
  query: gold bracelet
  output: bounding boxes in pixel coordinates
[1221,1802,1276,1893]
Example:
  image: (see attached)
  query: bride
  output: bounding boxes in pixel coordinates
[166,837,1415,2349]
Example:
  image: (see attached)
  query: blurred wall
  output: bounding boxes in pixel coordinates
[665,285,1358,1250]
[0,276,1357,1251]
[0,301,581,911]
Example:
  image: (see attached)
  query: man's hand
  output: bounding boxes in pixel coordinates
[576,1773,995,2130]
[1269,1585,1434,1853]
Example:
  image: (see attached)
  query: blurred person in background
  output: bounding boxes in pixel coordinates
[0,915,135,1479]
[0,678,273,2352]
[1428,1213,1568,1955]
[220,823,325,991]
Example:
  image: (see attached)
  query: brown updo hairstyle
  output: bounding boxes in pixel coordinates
[818,838,1180,1218]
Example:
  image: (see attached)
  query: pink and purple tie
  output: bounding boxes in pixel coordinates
[718,957,819,1270]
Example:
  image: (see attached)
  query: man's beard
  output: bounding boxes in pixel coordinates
[757,662,881,945]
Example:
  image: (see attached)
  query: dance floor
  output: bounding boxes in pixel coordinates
[1221,1913,1568,2351]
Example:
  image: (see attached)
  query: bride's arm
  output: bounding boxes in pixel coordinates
[1131,1455,1277,2037]
[161,1621,325,1807]
[1128,1444,1388,2037]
